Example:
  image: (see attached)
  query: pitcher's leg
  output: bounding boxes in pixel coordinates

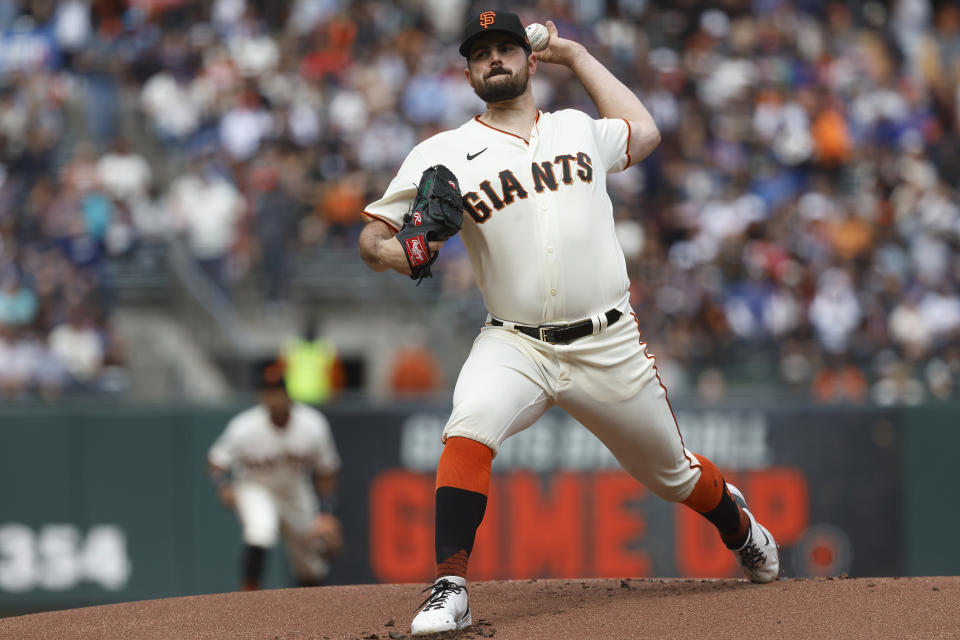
[413,332,552,635]
[443,331,553,454]
[434,437,493,578]
[560,378,754,535]
[560,373,779,581]
[436,332,551,579]
[560,379,700,502]
[680,452,750,547]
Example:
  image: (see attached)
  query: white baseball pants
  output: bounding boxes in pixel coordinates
[234,480,330,581]
[443,302,702,502]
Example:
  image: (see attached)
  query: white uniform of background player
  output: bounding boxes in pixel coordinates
[208,374,341,589]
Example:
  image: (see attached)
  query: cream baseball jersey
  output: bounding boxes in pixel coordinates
[208,404,341,488]
[363,109,633,325]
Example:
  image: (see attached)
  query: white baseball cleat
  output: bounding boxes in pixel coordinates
[411,576,472,635]
[726,484,781,583]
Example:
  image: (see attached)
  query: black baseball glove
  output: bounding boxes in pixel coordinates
[395,164,463,283]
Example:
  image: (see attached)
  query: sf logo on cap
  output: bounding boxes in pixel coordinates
[480,11,496,28]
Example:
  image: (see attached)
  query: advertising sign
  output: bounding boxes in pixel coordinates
[333,405,903,584]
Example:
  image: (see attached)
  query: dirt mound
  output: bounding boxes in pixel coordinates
[1,577,957,640]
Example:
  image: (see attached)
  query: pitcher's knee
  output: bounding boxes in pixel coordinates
[441,426,500,455]
[443,402,509,454]
[639,468,700,503]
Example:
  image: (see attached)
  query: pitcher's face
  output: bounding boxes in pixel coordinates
[466,33,534,103]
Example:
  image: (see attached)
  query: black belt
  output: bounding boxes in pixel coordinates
[491,309,622,345]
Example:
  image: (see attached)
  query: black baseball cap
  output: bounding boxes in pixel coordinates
[459,10,532,58]
[254,358,287,391]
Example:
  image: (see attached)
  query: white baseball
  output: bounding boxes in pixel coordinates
[525,23,549,52]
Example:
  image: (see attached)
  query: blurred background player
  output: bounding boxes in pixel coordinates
[208,360,342,590]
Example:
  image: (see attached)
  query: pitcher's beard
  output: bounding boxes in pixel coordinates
[474,70,528,103]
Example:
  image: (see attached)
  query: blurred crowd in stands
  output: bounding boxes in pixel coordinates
[0,0,958,405]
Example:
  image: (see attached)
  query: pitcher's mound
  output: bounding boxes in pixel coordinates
[1,577,957,640]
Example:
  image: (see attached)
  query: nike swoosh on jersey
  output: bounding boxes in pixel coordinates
[467,148,488,160]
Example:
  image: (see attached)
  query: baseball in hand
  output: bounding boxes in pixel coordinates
[525,23,549,51]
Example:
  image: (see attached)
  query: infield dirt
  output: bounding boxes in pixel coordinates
[1,576,957,639]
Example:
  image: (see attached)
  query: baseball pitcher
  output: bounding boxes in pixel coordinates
[208,362,342,590]
[358,11,781,635]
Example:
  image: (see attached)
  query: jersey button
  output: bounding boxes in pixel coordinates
[550,288,557,296]
[547,246,554,253]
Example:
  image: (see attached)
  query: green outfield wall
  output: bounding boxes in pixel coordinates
[0,400,957,615]
[900,404,960,576]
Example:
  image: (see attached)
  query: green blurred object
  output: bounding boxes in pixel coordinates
[283,337,338,405]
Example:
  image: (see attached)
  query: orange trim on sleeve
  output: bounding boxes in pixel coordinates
[361,211,400,233]
[436,436,494,494]
[621,118,633,168]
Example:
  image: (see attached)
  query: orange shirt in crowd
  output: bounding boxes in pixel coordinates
[830,217,874,259]
[321,176,366,226]
[812,108,852,165]
[811,365,868,404]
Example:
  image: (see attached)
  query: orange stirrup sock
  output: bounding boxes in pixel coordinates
[681,454,724,512]
[435,437,494,580]
[682,454,750,548]
[436,436,494,493]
